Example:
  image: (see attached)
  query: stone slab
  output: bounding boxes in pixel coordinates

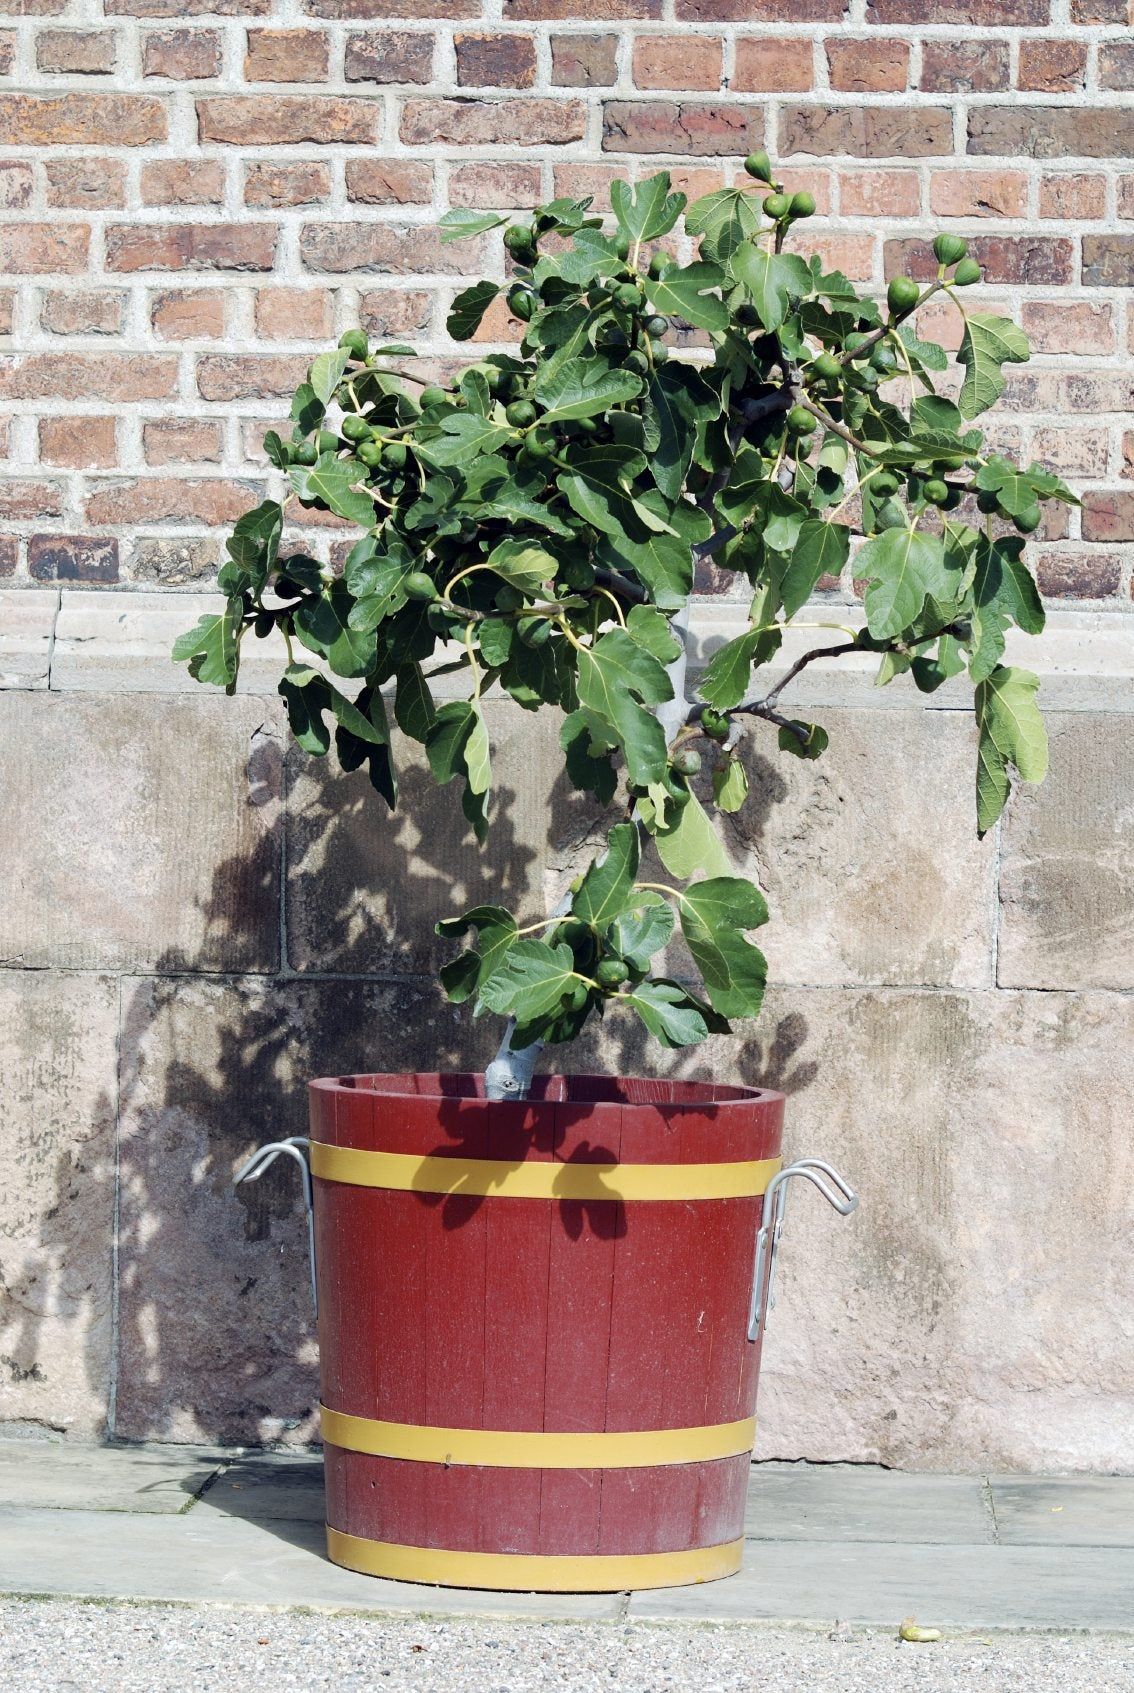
[200,1452,325,1524]
[0,588,56,689]
[0,1441,224,1513]
[0,971,118,1438]
[630,1539,1134,1630]
[51,591,292,696]
[0,1505,621,1620]
[745,1464,992,1544]
[990,1476,1134,1547]
[0,692,281,972]
[997,714,1134,991]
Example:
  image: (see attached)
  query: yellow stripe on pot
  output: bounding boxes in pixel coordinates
[321,1405,757,1469]
[325,1528,745,1592]
[309,1142,781,1202]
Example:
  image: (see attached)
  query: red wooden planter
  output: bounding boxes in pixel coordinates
[308,1071,784,1592]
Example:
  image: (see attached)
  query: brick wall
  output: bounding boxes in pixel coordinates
[0,0,1131,598]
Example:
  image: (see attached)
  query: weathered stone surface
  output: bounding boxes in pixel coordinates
[113,973,496,1443]
[724,709,995,989]
[0,693,281,972]
[286,703,609,974]
[578,984,1134,1472]
[0,970,118,1437]
[0,587,55,688]
[998,714,1134,991]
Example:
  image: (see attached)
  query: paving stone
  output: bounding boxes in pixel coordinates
[0,1441,223,1512]
[998,713,1134,991]
[0,971,118,1437]
[0,588,56,689]
[0,692,281,972]
[200,1452,324,1523]
[989,1475,1134,1547]
[745,1463,992,1543]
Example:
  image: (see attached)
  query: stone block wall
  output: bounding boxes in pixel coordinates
[0,1,1128,596]
[2,593,1132,1471]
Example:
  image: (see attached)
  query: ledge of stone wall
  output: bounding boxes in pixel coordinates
[3,588,1133,712]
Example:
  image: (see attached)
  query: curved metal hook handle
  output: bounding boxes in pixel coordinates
[234,1136,317,1316]
[747,1158,859,1342]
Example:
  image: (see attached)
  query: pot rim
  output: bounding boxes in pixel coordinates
[309,1071,784,1111]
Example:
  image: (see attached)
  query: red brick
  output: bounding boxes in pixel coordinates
[1038,173,1106,220]
[244,162,332,208]
[1034,549,1124,599]
[245,27,330,81]
[39,416,118,469]
[505,0,660,15]
[1124,432,1134,479]
[345,159,433,204]
[603,100,760,154]
[300,222,477,274]
[731,37,812,91]
[469,292,528,345]
[632,35,722,90]
[772,166,831,212]
[195,355,309,401]
[36,28,117,73]
[0,225,89,274]
[0,0,65,9]
[839,168,920,218]
[449,162,542,208]
[1099,43,1134,91]
[885,235,1073,286]
[998,371,1134,415]
[780,105,952,159]
[968,107,1134,159]
[1082,237,1134,288]
[0,536,15,578]
[1031,426,1110,478]
[130,537,221,583]
[456,32,537,87]
[1017,38,1087,93]
[150,289,226,339]
[28,534,119,584]
[345,30,434,81]
[1070,0,1131,20]
[254,286,335,340]
[106,223,277,273]
[197,97,378,145]
[140,160,224,207]
[142,28,221,79]
[40,290,125,336]
[552,163,619,208]
[919,40,1009,93]
[44,157,126,209]
[307,0,474,13]
[357,290,432,337]
[868,0,1046,18]
[142,419,223,465]
[402,98,585,147]
[1022,301,1115,357]
[784,230,874,281]
[0,162,32,209]
[675,0,840,16]
[0,481,64,520]
[0,354,177,401]
[929,169,1028,219]
[0,31,12,74]
[550,33,617,86]
[107,0,268,12]
[826,37,908,94]
[0,94,166,145]
[85,477,261,526]
[1120,177,1134,220]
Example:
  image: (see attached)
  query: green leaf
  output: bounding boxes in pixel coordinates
[730,246,811,332]
[172,598,241,692]
[557,444,671,538]
[393,662,436,741]
[653,789,733,881]
[626,603,681,664]
[447,281,500,341]
[417,412,515,467]
[479,940,581,1021]
[777,720,829,760]
[561,709,618,804]
[781,520,850,618]
[610,891,674,971]
[898,323,949,374]
[685,187,761,263]
[489,468,576,538]
[974,665,1048,835]
[309,348,349,405]
[426,699,475,785]
[278,664,389,757]
[290,453,376,530]
[698,628,765,711]
[477,617,513,668]
[220,499,282,593]
[436,905,518,1003]
[646,262,729,332]
[576,627,672,788]
[485,538,559,592]
[439,209,507,243]
[712,757,748,812]
[957,313,1029,420]
[465,702,491,796]
[534,357,643,424]
[644,363,719,502]
[572,822,640,927]
[294,582,373,678]
[678,877,768,1020]
[610,172,686,245]
[627,981,709,1048]
[290,381,323,436]
[858,527,950,640]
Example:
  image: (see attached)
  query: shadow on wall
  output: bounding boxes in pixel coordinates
[6,718,809,1447]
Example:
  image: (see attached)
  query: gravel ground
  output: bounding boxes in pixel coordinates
[1,1599,1132,1693]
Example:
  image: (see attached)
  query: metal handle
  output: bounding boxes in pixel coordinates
[747,1157,859,1342]
[234,1136,317,1316]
